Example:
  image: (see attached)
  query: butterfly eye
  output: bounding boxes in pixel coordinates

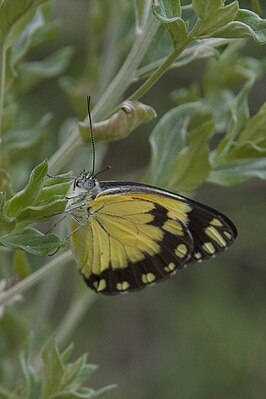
[74,179,81,189]
[83,178,96,190]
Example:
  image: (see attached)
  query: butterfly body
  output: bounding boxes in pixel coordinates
[67,172,237,295]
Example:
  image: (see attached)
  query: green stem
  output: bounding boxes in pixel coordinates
[92,15,159,121]
[129,26,199,101]
[48,15,159,175]
[136,38,232,79]
[0,40,7,167]
[0,250,72,307]
[56,291,96,348]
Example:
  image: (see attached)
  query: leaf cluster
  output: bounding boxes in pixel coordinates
[0,338,115,399]
[0,160,69,256]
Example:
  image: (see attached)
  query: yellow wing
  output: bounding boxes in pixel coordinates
[69,192,194,294]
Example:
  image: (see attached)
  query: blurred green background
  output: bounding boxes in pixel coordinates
[1,1,266,398]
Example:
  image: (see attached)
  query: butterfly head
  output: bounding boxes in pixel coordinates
[74,170,97,191]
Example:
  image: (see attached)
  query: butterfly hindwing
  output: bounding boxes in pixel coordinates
[186,198,237,262]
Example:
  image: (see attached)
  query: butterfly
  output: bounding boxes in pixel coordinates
[65,98,237,295]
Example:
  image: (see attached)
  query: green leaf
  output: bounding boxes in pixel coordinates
[171,84,200,106]
[170,111,214,192]
[0,0,49,47]
[0,178,15,235]
[213,9,266,43]
[16,198,67,223]
[226,140,266,161]
[36,181,71,203]
[208,159,266,186]
[19,338,39,399]
[43,172,73,187]
[213,78,254,163]
[193,0,239,38]
[3,114,53,162]
[153,0,181,20]
[203,41,255,93]
[0,227,65,255]
[40,339,65,399]
[0,217,16,235]
[166,18,188,48]
[4,160,48,218]
[192,0,221,20]
[221,103,266,162]
[9,7,53,75]
[147,102,201,188]
[152,0,187,47]
[19,46,74,91]
[139,25,173,69]
[238,103,266,143]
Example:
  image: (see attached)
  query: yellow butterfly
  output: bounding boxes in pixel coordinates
[66,99,237,295]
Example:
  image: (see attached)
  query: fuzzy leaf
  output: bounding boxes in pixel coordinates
[192,0,221,19]
[16,338,114,399]
[193,0,239,37]
[226,140,266,160]
[36,181,71,203]
[0,0,49,47]
[0,227,65,255]
[170,111,214,192]
[19,46,74,91]
[147,102,201,188]
[213,9,266,43]
[153,0,181,20]
[9,7,58,75]
[238,102,266,143]
[3,113,52,162]
[40,339,65,399]
[4,160,48,218]
[18,337,39,398]
[0,198,16,234]
[213,78,254,162]
[16,198,67,223]
[153,0,187,47]
[209,159,266,186]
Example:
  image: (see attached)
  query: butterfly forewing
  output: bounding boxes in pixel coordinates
[69,181,237,295]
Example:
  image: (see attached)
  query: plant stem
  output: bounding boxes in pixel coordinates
[0,250,73,307]
[136,38,232,79]
[48,15,159,175]
[129,32,197,101]
[0,40,7,167]
[92,15,159,121]
[56,291,96,348]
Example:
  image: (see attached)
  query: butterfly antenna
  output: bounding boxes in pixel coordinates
[87,96,96,176]
[94,165,111,179]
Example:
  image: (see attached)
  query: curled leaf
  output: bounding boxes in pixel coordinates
[79,100,157,142]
